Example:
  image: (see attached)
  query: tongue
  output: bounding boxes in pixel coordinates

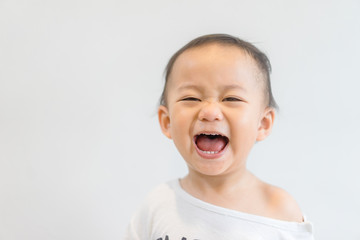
[196,135,227,152]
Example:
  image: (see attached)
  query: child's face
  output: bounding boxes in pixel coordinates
[158,44,274,177]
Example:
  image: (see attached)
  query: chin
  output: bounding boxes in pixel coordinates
[188,160,231,177]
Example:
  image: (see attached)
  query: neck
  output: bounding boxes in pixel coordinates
[181,167,256,198]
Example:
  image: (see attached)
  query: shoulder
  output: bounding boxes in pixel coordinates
[127,181,178,232]
[142,181,176,206]
[262,183,304,223]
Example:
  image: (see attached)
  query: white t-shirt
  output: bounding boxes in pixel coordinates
[125,179,314,240]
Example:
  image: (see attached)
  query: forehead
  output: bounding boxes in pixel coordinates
[169,43,263,90]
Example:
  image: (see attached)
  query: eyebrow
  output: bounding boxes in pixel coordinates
[222,84,247,92]
[177,84,246,92]
[177,84,201,91]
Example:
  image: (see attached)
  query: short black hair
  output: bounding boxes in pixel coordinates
[159,33,278,110]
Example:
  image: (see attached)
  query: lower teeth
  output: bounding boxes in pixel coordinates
[200,150,219,154]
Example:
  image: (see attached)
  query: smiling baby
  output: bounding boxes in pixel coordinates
[125,34,314,240]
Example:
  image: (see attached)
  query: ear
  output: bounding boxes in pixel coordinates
[256,108,275,141]
[158,105,172,139]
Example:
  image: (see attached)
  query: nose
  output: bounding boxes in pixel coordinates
[198,101,224,122]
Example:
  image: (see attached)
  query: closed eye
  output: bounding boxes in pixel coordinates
[223,97,242,102]
[181,97,201,101]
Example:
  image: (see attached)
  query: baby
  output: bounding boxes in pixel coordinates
[125,34,314,239]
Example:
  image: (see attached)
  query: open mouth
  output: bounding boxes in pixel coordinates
[194,133,229,155]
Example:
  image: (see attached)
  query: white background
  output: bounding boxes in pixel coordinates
[1,0,359,239]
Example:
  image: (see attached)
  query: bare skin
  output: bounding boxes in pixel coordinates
[180,171,303,222]
[158,43,303,223]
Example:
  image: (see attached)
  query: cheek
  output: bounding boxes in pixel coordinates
[169,111,188,137]
[171,104,196,125]
[230,113,260,141]
[169,107,196,146]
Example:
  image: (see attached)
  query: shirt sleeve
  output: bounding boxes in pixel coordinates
[123,219,140,240]
[123,200,153,240]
